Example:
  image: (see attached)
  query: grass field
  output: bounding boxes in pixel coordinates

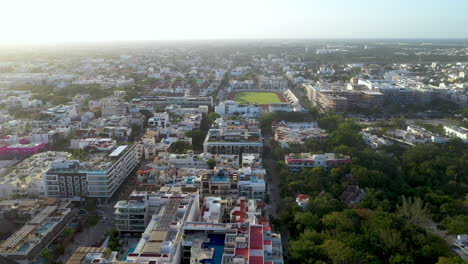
[234,92,282,104]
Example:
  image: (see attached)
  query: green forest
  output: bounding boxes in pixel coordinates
[263,112,467,264]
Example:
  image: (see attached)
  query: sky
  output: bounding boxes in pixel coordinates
[1,0,468,43]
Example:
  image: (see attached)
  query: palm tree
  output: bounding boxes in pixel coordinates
[397,196,430,226]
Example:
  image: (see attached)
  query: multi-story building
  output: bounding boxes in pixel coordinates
[444,126,468,143]
[44,144,140,203]
[285,153,352,172]
[215,101,260,117]
[304,83,383,112]
[154,151,239,170]
[148,112,171,128]
[0,198,75,263]
[0,151,70,199]
[238,154,266,200]
[203,128,263,155]
[201,169,239,199]
[274,126,327,148]
[132,96,213,108]
[182,222,283,264]
[358,79,415,105]
[117,187,199,264]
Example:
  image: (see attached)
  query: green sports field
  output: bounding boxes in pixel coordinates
[234,92,282,104]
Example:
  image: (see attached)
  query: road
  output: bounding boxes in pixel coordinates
[58,207,115,263]
[263,135,290,251]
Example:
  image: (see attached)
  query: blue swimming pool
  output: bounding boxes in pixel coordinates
[201,234,225,264]
[17,243,30,252]
[37,222,55,235]
[122,242,138,261]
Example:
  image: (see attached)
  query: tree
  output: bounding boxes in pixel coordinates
[207,158,216,169]
[185,130,206,151]
[442,215,468,234]
[321,239,357,264]
[396,196,430,226]
[207,112,220,124]
[84,198,97,213]
[436,256,466,264]
[170,140,191,154]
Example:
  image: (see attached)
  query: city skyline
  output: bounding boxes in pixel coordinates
[2,0,468,43]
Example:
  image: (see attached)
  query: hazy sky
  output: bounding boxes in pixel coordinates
[2,0,468,43]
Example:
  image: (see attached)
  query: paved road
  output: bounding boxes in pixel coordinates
[263,135,290,251]
[58,207,115,263]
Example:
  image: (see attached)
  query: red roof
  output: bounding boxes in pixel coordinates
[249,226,263,250]
[249,256,264,264]
[297,194,309,200]
[232,199,246,223]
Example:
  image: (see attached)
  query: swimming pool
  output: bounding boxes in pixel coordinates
[201,234,225,264]
[122,242,138,261]
[37,222,55,235]
[16,243,30,252]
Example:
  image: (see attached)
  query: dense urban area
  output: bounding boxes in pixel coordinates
[0,40,467,264]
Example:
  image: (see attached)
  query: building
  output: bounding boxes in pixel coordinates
[358,79,415,105]
[296,194,310,209]
[154,151,239,170]
[215,101,260,117]
[182,222,283,264]
[118,187,199,264]
[0,198,75,263]
[285,153,352,172]
[203,128,263,155]
[0,151,70,199]
[238,154,266,200]
[65,247,115,264]
[201,169,239,199]
[44,144,140,203]
[148,112,171,128]
[69,138,116,151]
[304,83,384,112]
[444,126,468,143]
[132,96,213,108]
[0,142,46,159]
[274,126,327,148]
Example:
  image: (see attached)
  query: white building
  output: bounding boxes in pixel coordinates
[444,126,468,143]
[44,144,140,203]
[215,101,260,117]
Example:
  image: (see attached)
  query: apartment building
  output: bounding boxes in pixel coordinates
[285,153,352,172]
[0,198,74,262]
[182,222,283,264]
[0,151,70,199]
[154,151,239,170]
[117,187,199,264]
[215,101,260,117]
[132,96,213,108]
[44,144,140,203]
[203,128,263,155]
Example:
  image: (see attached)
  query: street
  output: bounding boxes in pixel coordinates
[263,135,291,251]
[58,207,115,263]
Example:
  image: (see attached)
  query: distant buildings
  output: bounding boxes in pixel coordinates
[444,126,468,143]
[132,96,213,109]
[304,83,384,112]
[387,125,448,144]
